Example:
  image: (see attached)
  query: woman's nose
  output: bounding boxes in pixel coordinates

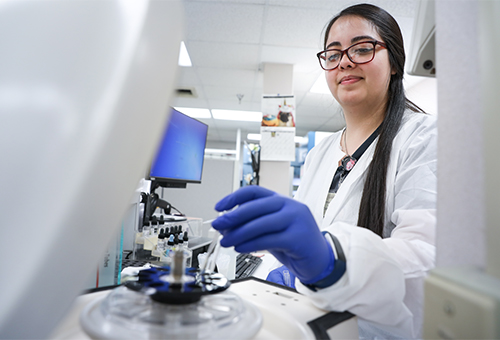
[339,52,354,69]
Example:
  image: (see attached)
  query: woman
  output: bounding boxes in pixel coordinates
[212,3,436,339]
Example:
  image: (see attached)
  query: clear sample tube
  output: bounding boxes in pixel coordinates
[283,270,291,287]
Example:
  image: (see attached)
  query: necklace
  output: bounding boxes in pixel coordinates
[339,129,356,171]
[343,128,349,156]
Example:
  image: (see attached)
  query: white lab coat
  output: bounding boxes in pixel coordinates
[294,111,437,339]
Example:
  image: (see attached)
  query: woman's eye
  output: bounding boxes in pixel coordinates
[328,54,340,62]
[353,47,373,55]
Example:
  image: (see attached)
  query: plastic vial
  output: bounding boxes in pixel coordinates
[183,231,192,268]
[143,222,151,238]
[178,232,184,247]
[283,270,291,287]
[173,233,179,251]
[144,221,158,251]
[159,234,175,264]
[157,228,166,252]
[134,223,145,252]
[177,234,184,259]
[151,219,158,236]
[166,234,175,256]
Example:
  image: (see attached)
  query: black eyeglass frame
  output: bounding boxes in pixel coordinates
[316,40,388,71]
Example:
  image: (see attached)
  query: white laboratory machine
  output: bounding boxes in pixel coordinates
[51,253,358,339]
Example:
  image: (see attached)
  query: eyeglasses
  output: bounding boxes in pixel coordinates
[316,40,387,71]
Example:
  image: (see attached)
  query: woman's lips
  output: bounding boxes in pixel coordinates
[339,76,362,85]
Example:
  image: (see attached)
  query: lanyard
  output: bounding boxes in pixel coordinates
[329,125,382,194]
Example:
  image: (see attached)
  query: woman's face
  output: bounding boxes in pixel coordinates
[325,15,394,111]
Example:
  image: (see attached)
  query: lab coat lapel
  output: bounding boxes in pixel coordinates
[303,133,344,224]
[322,139,378,227]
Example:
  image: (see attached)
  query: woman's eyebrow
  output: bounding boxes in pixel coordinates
[326,41,341,49]
[351,35,376,43]
[325,35,377,49]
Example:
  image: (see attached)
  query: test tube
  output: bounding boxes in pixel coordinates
[283,270,291,287]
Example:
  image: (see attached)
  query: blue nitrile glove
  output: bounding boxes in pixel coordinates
[212,185,335,285]
[267,266,296,289]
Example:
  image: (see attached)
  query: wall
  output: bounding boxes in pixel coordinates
[206,140,237,149]
[160,158,235,222]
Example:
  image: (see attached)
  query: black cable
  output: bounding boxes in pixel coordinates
[169,204,184,216]
[156,195,185,216]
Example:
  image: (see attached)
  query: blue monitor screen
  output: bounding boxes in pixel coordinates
[149,108,208,186]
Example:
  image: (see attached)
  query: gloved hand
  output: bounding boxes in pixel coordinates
[212,185,335,284]
[267,266,296,289]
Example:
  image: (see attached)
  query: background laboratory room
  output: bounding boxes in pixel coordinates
[1,0,499,339]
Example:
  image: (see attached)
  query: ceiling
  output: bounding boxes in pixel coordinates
[171,0,424,148]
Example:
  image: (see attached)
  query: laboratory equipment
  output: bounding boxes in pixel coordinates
[0,0,184,338]
[132,213,207,267]
[53,234,358,339]
[139,109,208,236]
[406,0,436,77]
[267,265,298,289]
[52,252,358,339]
[235,253,263,279]
[80,250,262,339]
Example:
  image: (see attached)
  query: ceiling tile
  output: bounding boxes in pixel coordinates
[171,96,210,109]
[208,99,262,112]
[260,45,319,72]
[187,41,260,70]
[175,67,202,87]
[184,2,265,44]
[372,0,417,17]
[203,85,258,104]
[187,0,266,4]
[293,71,323,93]
[196,67,258,88]
[267,0,343,10]
[262,6,334,49]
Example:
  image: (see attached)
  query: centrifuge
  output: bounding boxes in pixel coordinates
[51,251,358,340]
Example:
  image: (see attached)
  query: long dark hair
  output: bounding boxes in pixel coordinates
[324,4,423,237]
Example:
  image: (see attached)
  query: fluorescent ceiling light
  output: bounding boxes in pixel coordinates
[212,109,262,122]
[178,41,192,67]
[174,107,211,119]
[247,133,308,144]
[310,74,331,94]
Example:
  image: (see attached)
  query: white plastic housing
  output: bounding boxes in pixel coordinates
[0,0,183,337]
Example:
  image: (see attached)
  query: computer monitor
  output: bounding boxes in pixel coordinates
[148,107,208,190]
